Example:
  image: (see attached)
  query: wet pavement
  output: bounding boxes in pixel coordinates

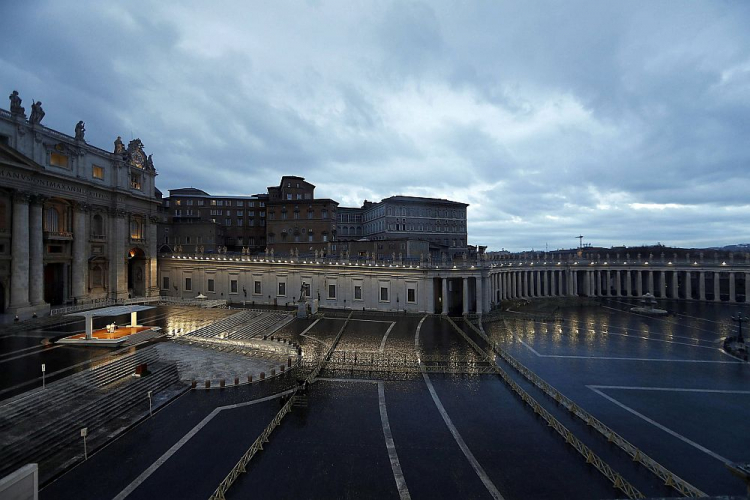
[2,300,747,498]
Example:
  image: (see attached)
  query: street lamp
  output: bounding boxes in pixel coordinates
[732,313,748,344]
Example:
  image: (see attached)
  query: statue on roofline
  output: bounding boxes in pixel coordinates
[9,90,25,116]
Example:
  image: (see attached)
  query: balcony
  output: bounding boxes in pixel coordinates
[44,231,73,241]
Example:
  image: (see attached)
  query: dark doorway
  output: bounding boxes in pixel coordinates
[44,263,65,305]
[127,248,147,297]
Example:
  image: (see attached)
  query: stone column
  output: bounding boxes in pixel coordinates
[441,277,448,314]
[604,270,610,296]
[625,271,632,296]
[636,271,643,296]
[542,271,549,297]
[71,203,88,301]
[647,271,654,295]
[714,272,721,302]
[685,271,692,299]
[147,216,159,296]
[615,271,621,296]
[699,272,706,301]
[476,276,484,313]
[595,270,601,296]
[671,272,679,299]
[729,273,736,303]
[745,273,750,304]
[550,271,556,296]
[523,271,530,298]
[659,271,666,298]
[462,277,469,315]
[113,210,128,299]
[29,196,46,306]
[9,192,31,309]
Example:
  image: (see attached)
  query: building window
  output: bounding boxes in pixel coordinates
[186,199,193,206]
[92,214,104,238]
[307,211,313,219]
[230,279,238,294]
[44,207,60,232]
[308,234,313,242]
[354,285,362,301]
[254,280,262,294]
[328,284,336,299]
[185,277,192,291]
[198,200,205,206]
[91,266,103,287]
[92,165,104,180]
[322,210,328,219]
[407,287,416,303]
[380,287,389,302]
[130,172,142,190]
[130,218,143,240]
[50,152,69,168]
[207,279,215,292]
[278,282,286,296]
[162,276,170,290]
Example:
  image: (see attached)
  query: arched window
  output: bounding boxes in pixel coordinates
[92,214,104,237]
[342,226,349,236]
[130,217,143,240]
[45,207,59,232]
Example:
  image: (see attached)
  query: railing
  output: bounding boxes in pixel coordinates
[208,311,352,500]
[462,317,707,498]
[445,316,644,499]
[50,296,227,315]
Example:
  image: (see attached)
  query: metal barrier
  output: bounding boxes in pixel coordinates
[462,317,707,499]
[209,392,296,500]
[311,351,493,374]
[445,316,644,499]
[208,311,352,500]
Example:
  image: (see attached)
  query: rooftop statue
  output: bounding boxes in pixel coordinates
[75,121,86,141]
[114,136,125,154]
[29,100,45,125]
[9,90,25,116]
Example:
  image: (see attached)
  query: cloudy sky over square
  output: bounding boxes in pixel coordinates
[2,1,748,251]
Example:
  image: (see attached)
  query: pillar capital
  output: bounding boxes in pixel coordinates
[12,190,33,204]
[72,201,91,213]
[30,194,47,206]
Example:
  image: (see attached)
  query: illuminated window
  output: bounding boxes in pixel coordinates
[92,165,104,179]
[50,152,69,168]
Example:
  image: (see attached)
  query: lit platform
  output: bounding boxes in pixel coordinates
[57,305,161,346]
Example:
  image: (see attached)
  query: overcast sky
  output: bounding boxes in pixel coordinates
[2,1,749,252]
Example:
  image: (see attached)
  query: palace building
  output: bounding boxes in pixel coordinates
[0,91,160,322]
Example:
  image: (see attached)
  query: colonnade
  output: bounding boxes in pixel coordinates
[487,267,750,304]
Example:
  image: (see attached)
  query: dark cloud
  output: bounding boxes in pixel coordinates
[2,0,749,251]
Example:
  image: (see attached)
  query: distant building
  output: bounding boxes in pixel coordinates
[0,91,160,321]
[337,195,469,259]
[265,176,338,257]
[161,187,266,254]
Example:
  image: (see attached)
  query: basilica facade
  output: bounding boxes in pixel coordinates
[0,91,160,322]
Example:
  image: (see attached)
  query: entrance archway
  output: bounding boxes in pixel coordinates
[127,247,146,297]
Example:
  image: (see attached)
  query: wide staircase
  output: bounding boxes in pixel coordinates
[183,310,293,341]
[0,345,186,483]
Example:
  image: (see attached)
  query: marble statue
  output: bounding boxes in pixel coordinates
[9,90,24,116]
[29,101,45,125]
[114,136,125,154]
[75,121,85,141]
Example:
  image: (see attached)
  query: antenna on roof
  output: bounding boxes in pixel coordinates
[576,235,584,249]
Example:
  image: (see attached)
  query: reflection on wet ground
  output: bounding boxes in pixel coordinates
[6,300,748,499]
